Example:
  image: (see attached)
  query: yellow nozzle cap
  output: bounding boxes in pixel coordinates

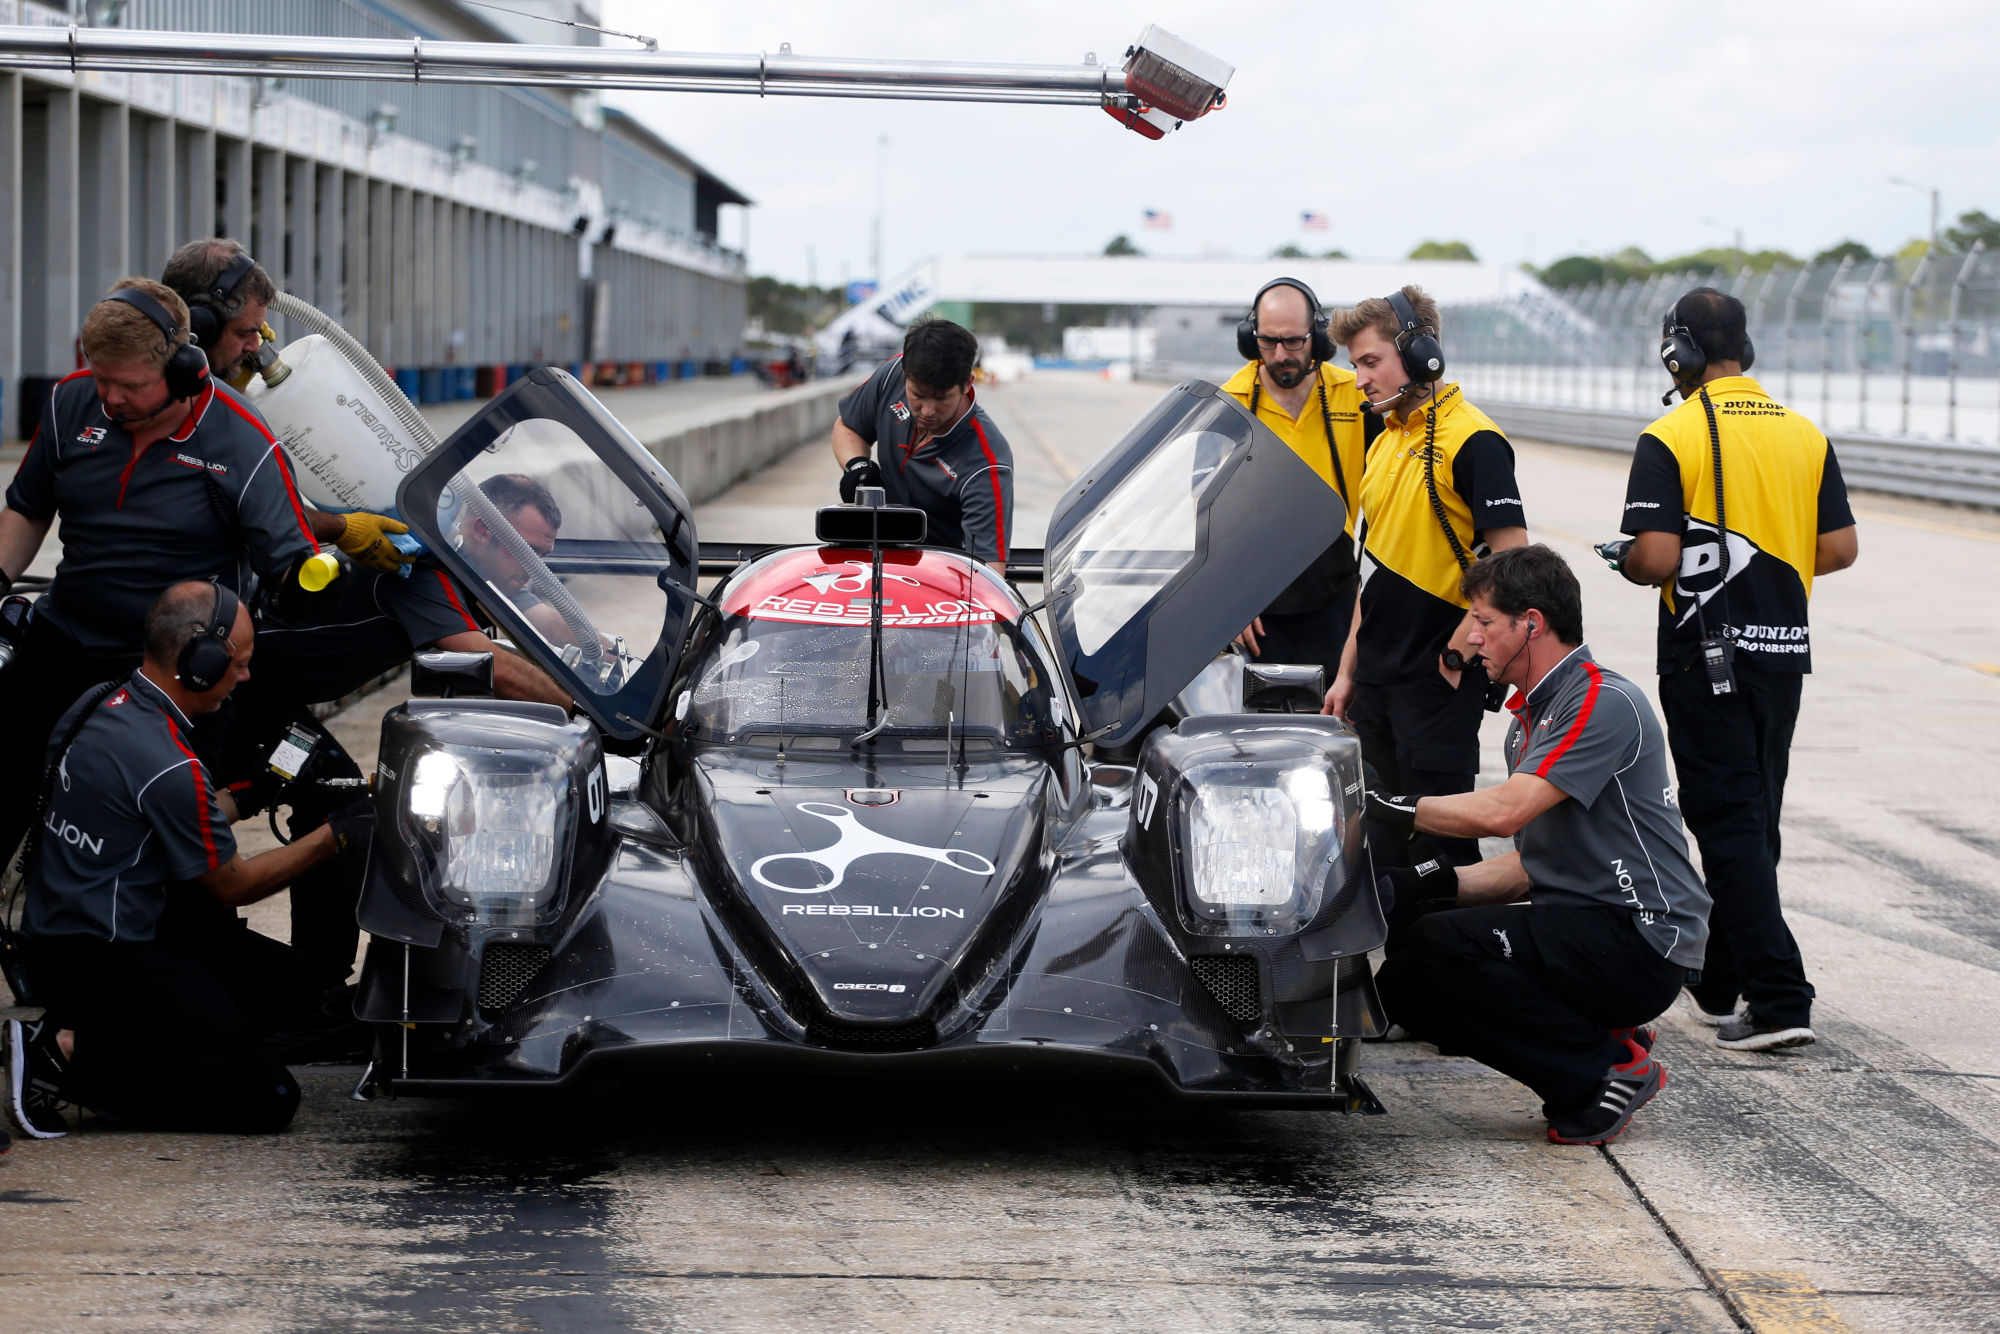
[299,551,342,592]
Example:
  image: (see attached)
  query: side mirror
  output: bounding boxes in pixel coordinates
[411,650,495,698]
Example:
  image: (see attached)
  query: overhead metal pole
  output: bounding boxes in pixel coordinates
[1820,254,1854,425]
[1898,249,1932,436]
[0,27,1184,110]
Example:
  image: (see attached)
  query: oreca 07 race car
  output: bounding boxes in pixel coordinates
[351,368,1390,1110]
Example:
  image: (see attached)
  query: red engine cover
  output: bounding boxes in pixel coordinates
[721,547,1019,629]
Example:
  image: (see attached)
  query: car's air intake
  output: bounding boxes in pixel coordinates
[477,942,552,1014]
[1191,954,1262,1026]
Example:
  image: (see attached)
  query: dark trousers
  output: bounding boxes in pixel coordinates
[219,672,367,989]
[1659,663,1813,1027]
[0,616,228,864]
[32,913,320,1133]
[1251,582,1356,690]
[1349,668,1491,867]
[1376,903,1685,1116]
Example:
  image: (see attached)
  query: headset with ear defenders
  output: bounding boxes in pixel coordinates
[184,251,256,351]
[1661,296,1757,396]
[176,581,240,693]
[101,289,211,402]
[1386,288,1445,385]
[1237,276,1335,363]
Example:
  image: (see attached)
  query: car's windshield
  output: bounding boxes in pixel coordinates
[685,614,1056,744]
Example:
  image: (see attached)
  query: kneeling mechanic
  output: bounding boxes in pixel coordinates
[1368,546,1710,1146]
[2,582,370,1140]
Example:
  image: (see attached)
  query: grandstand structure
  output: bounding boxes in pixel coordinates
[0,0,751,438]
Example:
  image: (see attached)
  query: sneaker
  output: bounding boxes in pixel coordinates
[2,1017,71,1139]
[1547,1045,1667,1145]
[1613,1025,1657,1053]
[1682,991,1740,1027]
[1714,1013,1815,1051]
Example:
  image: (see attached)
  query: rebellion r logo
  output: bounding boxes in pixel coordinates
[891,401,912,422]
[751,802,997,893]
[800,562,923,596]
[77,427,107,445]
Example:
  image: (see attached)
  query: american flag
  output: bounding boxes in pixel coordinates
[1301,210,1329,231]
[1143,208,1173,230]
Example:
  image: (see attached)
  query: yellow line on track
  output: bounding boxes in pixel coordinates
[1714,1271,1857,1333]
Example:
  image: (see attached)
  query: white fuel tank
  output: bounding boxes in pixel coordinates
[243,334,427,516]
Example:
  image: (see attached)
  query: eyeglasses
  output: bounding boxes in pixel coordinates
[1255,335,1309,352]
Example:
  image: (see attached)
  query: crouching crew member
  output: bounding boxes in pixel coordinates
[1369,546,1709,1145]
[160,238,413,575]
[1599,287,1857,1052]
[831,318,1013,575]
[2,583,371,1140]
[1323,287,1528,867]
[1222,278,1375,681]
[0,280,329,861]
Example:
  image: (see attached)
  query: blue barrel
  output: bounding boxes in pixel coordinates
[455,367,475,399]
[680,358,698,380]
[394,368,420,403]
[418,368,444,404]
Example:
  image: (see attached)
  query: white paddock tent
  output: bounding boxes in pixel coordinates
[0,0,751,438]
[820,255,1568,376]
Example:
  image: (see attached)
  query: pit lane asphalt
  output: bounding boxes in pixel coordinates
[3,371,1998,1332]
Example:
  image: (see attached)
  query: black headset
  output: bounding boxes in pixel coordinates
[185,251,257,351]
[1660,295,1756,396]
[176,581,240,693]
[101,289,211,402]
[1237,277,1335,363]
[1386,289,1446,385]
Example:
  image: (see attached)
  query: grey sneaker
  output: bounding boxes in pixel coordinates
[1714,1012,1815,1052]
[3,1017,71,1139]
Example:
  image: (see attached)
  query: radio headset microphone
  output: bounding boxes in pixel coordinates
[1365,384,1414,412]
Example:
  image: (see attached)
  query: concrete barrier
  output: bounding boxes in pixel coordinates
[636,375,860,505]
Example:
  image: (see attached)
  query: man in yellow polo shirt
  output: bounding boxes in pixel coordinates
[1221,278,1377,685]
[1324,286,1528,868]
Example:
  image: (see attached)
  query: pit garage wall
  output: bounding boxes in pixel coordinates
[0,23,747,440]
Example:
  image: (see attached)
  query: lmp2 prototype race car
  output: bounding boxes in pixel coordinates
[350,368,1390,1111]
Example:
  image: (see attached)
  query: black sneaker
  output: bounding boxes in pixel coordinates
[1714,1012,1815,1051]
[3,1017,71,1139]
[1547,1039,1666,1145]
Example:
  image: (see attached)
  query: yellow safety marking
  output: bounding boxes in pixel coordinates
[1973,663,2000,677]
[1713,1270,1856,1333]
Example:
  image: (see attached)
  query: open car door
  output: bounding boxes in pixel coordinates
[398,367,699,745]
[1042,380,1345,748]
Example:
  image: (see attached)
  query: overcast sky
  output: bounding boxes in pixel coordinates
[598,0,1999,287]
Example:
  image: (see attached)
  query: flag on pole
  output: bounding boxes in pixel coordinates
[1143,208,1173,230]
[1300,210,1329,231]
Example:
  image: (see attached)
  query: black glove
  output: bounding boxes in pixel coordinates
[1593,539,1633,575]
[1361,761,1419,834]
[839,456,884,503]
[1375,858,1459,919]
[325,797,375,856]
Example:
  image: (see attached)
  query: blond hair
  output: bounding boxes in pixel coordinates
[1330,284,1441,348]
[81,278,191,371]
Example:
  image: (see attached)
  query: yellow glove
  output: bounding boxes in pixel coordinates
[335,511,414,574]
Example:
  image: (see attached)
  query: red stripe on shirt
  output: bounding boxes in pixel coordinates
[214,389,319,549]
[435,569,478,632]
[1535,661,1602,779]
[165,722,221,871]
[970,415,1007,563]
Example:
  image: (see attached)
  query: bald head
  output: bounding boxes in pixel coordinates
[1255,283,1314,327]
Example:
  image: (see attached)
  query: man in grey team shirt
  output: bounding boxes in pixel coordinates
[1363,545,1710,1146]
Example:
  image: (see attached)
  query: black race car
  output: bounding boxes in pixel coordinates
[351,368,1388,1110]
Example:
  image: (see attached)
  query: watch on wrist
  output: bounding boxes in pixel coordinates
[1441,648,1469,672]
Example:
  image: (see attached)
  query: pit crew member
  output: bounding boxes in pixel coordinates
[1369,545,1709,1146]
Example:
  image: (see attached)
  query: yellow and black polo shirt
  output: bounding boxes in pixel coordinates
[1356,383,1526,683]
[1221,360,1377,614]
[1621,376,1853,675]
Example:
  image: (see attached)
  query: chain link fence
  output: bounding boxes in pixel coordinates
[1446,247,2000,446]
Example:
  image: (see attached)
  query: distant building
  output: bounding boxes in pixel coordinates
[0,0,752,437]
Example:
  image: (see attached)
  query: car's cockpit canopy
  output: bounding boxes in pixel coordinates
[682,548,1062,749]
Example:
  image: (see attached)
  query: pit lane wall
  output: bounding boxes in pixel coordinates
[646,375,859,506]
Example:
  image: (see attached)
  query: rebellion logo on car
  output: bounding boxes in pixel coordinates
[781,904,967,919]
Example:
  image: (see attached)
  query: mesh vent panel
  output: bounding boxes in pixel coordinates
[1192,954,1262,1026]
[806,1017,938,1052]
[477,942,551,1013]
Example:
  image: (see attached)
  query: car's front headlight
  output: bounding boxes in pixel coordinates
[1178,755,1342,933]
[400,743,574,925]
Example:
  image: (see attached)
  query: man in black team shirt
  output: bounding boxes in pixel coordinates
[1599,287,1858,1052]
[1322,287,1529,868]
[830,318,1014,575]
[0,279,327,863]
